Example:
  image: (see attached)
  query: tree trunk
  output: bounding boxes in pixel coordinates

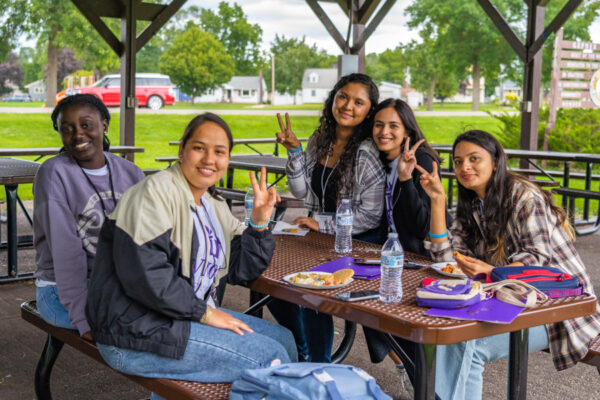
[45,29,58,108]
[472,63,481,111]
[427,82,434,111]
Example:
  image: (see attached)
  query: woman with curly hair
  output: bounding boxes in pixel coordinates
[269,73,384,362]
[417,130,600,399]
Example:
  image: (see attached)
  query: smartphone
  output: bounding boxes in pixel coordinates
[334,289,379,302]
[353,258,380,265]
[404,261,427,269]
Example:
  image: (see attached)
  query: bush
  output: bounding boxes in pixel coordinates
[548,108,600,154]
[490,107,548,150]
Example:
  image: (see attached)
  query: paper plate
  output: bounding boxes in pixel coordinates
[283,271,353,290]
[430,261,467,278]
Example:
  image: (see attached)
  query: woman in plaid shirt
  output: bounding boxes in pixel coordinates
[269,73,385,363]
[416,130,600,400]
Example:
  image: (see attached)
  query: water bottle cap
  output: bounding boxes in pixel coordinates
[388,232,398,238]
[341,198,350,204]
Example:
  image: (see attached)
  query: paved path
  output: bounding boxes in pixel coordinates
[0,106,518,117]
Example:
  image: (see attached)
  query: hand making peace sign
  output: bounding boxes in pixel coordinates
[397,138,425,181]
[249,166,280,230]
[415,161,445,202]
[276,112,301,151]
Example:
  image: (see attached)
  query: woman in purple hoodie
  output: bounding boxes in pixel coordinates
[33,94,144,339]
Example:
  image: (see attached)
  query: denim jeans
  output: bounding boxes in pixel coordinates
[36,285,76,330]
[435,324,549,400]
[96,308,297,384]
[267,299,334,362]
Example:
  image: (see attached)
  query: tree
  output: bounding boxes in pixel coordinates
[199,2,263,75]
[0,52,24,95]
[366,47,405,85]
[404,38,457,111]
[406,0,517,110]
[57,47,83,89]
[159,26,234,104]
[265,35,335,98]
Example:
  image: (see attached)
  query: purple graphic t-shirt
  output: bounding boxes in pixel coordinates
[192,201,225,307]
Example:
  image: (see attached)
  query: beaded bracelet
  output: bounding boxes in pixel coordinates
[249,219,269,229]
[429,230,449,239]
[287,145,302,154]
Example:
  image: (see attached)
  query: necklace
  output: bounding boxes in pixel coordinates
[80,159,116,217]
[320,146,339,212]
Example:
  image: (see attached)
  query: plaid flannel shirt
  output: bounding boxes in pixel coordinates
[428,180,600,370]
[285,136,385,235]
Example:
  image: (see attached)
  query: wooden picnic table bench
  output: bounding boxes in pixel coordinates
[21,300,232,400]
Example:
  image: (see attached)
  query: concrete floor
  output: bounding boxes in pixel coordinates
[1,200,599,400]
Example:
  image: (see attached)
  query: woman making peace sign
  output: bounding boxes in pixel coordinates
[270,73,384,363]
[417,130,600,400]
[86,113,296,386]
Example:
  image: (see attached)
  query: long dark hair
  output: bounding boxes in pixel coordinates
[179,113,234,200]
[373,98,441,172]
[52,94,111,151]
[313,73,379,198]
[453,130,570,264]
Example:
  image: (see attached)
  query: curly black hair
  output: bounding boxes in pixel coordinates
[312,73,379,199]
[51,94,111,151]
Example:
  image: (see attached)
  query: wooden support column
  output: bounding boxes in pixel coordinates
[120,0,137,159]
[520,5,545,167]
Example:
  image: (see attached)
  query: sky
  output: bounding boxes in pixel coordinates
[190,0,600,55]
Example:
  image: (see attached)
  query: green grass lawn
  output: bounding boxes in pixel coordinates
[169,102,323,110]
[413,102,514,112]
[0,101,46,108]
[2,111,594,213]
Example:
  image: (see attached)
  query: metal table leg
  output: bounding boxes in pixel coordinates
[5,184,18,278]
[414,343,437,400]
[508,329,529,400]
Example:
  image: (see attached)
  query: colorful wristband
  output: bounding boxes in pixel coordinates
[287,145,302,154]
[429,230,448,239]
[249,218,269,229]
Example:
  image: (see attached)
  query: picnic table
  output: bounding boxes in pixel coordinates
[249,232,598,400]
[0,145,144,161]
[168,137,309,156]
[0,158,40,282]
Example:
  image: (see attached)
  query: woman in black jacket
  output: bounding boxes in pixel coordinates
[86,114,296,389]
[366,98,444,383]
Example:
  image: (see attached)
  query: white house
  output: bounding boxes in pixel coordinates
[25,80,46,101]
[301,68,338,104]
[193,76,267,104]
[378,81,403,100]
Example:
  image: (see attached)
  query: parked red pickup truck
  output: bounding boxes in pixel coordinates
[57,73,176,110]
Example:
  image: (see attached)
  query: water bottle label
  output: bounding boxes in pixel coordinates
[381,255,403,267]
[336,215,353,226]
[245,201,253,209]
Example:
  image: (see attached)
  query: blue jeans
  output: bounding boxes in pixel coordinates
[267,299,334,362]
[36,285,76,330]
[435,325,549,400]
[96,308,297,383]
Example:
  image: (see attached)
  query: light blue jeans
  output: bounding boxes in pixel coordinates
[36,285,76,330]
[97,308,297,385]
[435,324,549,400]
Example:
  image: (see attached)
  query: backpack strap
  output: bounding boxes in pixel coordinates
[312,369,344,400]
[352,367,391,400]
[482,279,548,308]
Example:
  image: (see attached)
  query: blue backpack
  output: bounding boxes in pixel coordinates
[229,362,392,400]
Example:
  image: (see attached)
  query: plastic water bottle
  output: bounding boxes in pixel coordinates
[379,232,404,303]
[334,199,353,254]
[244,188,254,226]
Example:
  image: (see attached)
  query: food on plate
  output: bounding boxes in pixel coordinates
[288,271,353,286]
[333,268,354,282]
[442,263,465,276]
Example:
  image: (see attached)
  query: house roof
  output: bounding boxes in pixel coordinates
[227,76,263,90]
[302,68,338,89]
